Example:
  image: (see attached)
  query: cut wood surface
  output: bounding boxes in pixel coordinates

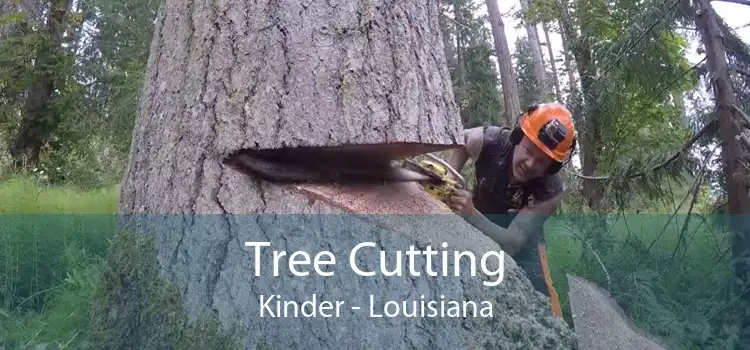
[567,274,668,350]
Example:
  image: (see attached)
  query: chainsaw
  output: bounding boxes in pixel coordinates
[400,153,466,203]
[223,149,467,204]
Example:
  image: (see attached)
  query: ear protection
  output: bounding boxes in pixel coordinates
[509,104,577,174]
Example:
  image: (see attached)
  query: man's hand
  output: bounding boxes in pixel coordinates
[448,189,476,215]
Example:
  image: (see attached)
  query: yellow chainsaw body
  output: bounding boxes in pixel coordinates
[416,159,460,204]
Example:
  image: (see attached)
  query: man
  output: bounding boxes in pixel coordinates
[445,103,576,318]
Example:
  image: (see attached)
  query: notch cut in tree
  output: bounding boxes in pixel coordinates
[109,0,577,349]
[120,0,468,215]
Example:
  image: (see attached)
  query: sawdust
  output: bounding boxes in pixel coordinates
[292,181,454,214]
[567,274,668,350]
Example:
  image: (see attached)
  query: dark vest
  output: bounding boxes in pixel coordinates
[471,125,558,255]
[470,126,564,296]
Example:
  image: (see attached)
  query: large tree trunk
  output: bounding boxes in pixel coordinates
[694,0,750,344]
[99,0,577,349]
[485,0,521,125]
[119,0,468,215]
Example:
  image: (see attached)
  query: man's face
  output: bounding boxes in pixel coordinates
[511,136,554,182]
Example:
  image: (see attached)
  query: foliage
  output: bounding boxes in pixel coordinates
[529,0,702,213]
[0,177,118,348]
[0,0,156,188]
[88,228,243,350]
[442,0,504,127]
[457,44,504,127]
[0,178,242,349]
[546,212,744,350]
[0,0,748,348]
[513,37,542,108]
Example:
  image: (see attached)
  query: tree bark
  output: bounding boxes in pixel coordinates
[120,0,467,215]
[108,0,577,348]
[558,22,578,104]
[485,0,521,125]
[438,1,457,73]
[519,0,550,101]
[10,0,72,167]
[694,0,750,344]
[542,22,563,102]
[556,3,603,211]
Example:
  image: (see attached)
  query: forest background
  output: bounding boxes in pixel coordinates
[1,0,750,349]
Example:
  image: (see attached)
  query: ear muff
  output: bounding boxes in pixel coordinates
[547,135,576,174]
[510,126,523,145]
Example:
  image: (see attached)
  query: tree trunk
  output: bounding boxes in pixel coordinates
[119,0,469,215]
[519,0,549,101]
[453,0,465,85]
[100,1,577,348]
[438,1,457,73]
[559,25,578,103]
[10,0,72,167]
[673,91,686,121]
[485,0,521,125]
[556,4,603,211]
[542,22,563,102]
[694,0,750,344]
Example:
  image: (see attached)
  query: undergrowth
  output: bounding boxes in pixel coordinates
[0,175,742,349]
[545,213,742,350]
[0,177,241,349]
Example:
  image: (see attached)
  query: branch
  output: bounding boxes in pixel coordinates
[731,66,750,78]
[734,105,750,127]
[439,11,471,30]
[739,133,750,150]
[712,0,750,6]
[565,119,719,181]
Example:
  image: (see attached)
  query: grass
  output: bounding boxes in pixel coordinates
[0,176,241,349]
[544,213,740,349]
[0,177,119,349]
[0,175,742,349]
[0,177,120,214]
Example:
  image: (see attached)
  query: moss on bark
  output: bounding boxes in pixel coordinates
[88,228,243,350]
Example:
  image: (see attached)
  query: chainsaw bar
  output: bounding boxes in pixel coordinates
[224,151,444,185]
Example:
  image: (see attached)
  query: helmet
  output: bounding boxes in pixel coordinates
[510,103,576,171]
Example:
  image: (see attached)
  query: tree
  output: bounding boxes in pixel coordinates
[514,37,541,107]
[517,0,551,101]
[91,1,576,348]
[442,0,503,128]
[485,0,522,125]
[8,0,74,167]
[693,0,750,344]
[541,23,563,102]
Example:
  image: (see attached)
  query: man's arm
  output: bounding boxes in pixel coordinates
[446,127,484,173]
[461,209,526,255]
[501,176,565,251]
[460,175,564,255]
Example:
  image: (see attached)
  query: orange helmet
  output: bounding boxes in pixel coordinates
[518,103,576,163]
